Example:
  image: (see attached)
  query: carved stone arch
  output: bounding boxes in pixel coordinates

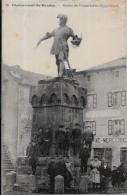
[48,93,57,104]
[63,93,70,104]
[31,95,38,105]
[71,95,78,105]
[80,96,86,107]
[40,94,47,104]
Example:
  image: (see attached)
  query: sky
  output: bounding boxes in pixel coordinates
[2,0,126,76]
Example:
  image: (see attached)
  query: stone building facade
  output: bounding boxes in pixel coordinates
[2,64,50,166]
[75,57,127,167]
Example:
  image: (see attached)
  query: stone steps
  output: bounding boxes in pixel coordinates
[2,144,15,174]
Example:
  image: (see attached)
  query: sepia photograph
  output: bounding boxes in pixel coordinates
[2,0,127,194]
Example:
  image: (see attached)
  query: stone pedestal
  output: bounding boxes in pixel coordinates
[16,156,49,192]
[55,175,64,194]
[16,77,87,193]
[30,77,87,156]
[16,156,35,192]
[36,157,49,190]
[6,171,16,185]
[17,156,32,175]
[16,174,36,192]
[79,175,89,193]
[5,171,16,192]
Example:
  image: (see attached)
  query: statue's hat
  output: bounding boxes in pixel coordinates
[57,14,68,21]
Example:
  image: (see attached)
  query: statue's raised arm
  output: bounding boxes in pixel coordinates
[36,32,53,48]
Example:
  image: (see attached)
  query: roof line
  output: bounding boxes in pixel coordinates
[2,64,51,77]
[75,64,126,74]
[75,57,126,74]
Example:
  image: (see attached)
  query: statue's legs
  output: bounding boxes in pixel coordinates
[55,53,65,77]
[59,61,65,77]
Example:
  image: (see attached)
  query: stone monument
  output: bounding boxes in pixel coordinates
[15,14,88,193]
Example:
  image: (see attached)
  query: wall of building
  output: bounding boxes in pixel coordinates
[17,84,33,156]
[2,65,48,165]
[2,74,19,165]
[76,63,127,167]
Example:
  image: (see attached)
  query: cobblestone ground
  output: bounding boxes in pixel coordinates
[1,193,116,195]
[3,192,127,195]
[2,186,127,195]
[3,192,40,195]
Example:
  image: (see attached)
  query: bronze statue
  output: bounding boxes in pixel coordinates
[36,14,82,77]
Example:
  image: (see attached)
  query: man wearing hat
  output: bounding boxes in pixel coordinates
[37,14,81,77]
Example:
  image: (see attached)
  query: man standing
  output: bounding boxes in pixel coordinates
[55,126,66,156]
[42,128,52,156]
[36,14,81,77]
[27,141,38,175]
[99,162,111,192]
[64,128,71,156]
[71,127,82,156]
[79,145,90,173]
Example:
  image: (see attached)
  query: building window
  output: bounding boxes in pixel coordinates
[108,93,112,107]
[108,120,112,135]
[121,91,126,106]
[84,121,96,135]
[108,91,126,107]
[87,94,97,108]
[120,147,127,163]
[94,148,112,167]
[108,119,125,135]
[94,148,104,160]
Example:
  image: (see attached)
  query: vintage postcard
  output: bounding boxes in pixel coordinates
[2,0,127,194]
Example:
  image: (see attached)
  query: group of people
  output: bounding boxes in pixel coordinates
[55,125,82,156]
[80,157,109,193]
[27,123,94,157]
[25,126,127,193]
[47,156,127,193]
[79,158,127,193]
[27,125,84,158]
[31,128,52,156]
[111,163,127,190]
[26,138,127,193]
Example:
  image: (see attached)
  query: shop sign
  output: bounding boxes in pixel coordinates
[94,137,127,144]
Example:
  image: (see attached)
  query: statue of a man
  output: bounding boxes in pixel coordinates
[36,14,81,77]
